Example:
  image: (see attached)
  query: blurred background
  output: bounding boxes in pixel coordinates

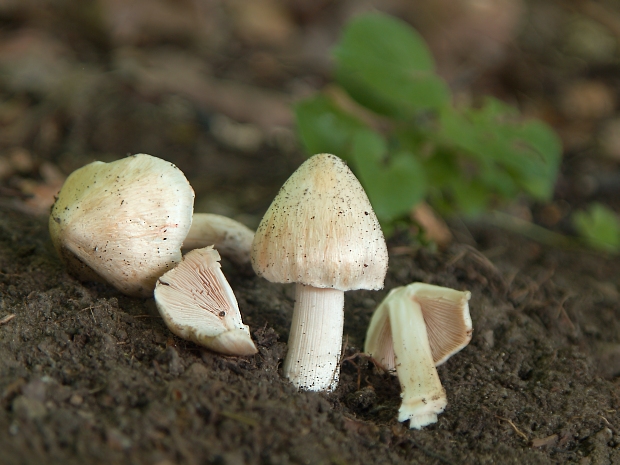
[1,0,619,242]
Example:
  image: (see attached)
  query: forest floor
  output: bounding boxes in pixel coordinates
[1,1,620,464]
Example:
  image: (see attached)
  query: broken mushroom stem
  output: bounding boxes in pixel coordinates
[365,283,472,429]
[283,284,344,391]
[389,287,447,429]
[183,213,254,265]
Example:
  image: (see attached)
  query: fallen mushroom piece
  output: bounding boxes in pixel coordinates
[154,246,257,356]
[252,153,388,391]
[365,283,472,429]
[49,154,256,297]
[49,154,195,297]
[183,213,254,265]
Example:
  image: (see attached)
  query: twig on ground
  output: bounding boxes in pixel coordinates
[489,211,578,250]
[342,352,389,391]
[388,246,416,256]
[600,415,618,434]
[495,415,529,441]
[0,314,16,325]
[56,305,97,323]
[555,294,576,331]
[342,352,387,373]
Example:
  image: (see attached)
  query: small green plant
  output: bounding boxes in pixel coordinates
[295,13,562,226]
[573,203,620,253]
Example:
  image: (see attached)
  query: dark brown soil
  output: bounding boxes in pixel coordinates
[1,205,620,465]
[1,1,620,464]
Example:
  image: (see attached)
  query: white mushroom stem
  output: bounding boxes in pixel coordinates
[283,284,344,392]
[183,213,254,264]
[389,289,447,429]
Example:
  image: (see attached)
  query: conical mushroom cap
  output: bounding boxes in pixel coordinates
[49,154,194,297]
[251,153,388,291]
[154,246,257,356]
[365,282,472,370]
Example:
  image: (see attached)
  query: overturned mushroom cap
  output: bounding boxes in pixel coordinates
[251,153,388,291]
[366,282,472,370]
[154,246,257,356]
[49,154,194,297]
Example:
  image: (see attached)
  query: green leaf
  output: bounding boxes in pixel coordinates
[351,130,426,223]
[333,13,450,117]
[450,179,493,216]
[472,99,561,200]
[293,13,565,232]
[294,94,367,158]
[573,203,620,253]
[437,98,562,205]
[511,120,563,199]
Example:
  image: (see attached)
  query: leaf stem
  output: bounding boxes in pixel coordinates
[488,211,579,250]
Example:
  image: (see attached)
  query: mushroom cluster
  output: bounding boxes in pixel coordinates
[365,282,472,429]
[50,153,256,355]
[251,153,388,391]
[51,152,474,413]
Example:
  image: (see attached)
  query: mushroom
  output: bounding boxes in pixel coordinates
[364,282,472,429]
[252,153,388,391]
[49,154,255,297]
[49,154,195,297]
[154,246,257,356]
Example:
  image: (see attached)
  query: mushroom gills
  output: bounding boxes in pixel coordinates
[154,246,257,356]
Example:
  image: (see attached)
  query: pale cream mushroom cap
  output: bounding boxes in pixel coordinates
[365,282,472,370]
[251,153,388,291]
[49,154,194,297]
[154,246,257,356]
